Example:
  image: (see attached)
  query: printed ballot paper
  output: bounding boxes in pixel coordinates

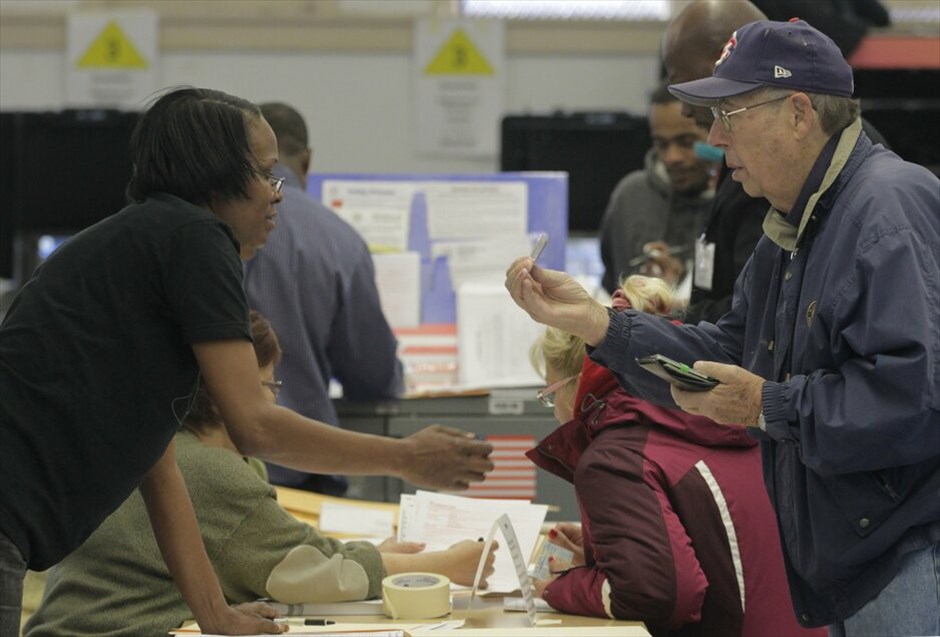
[318,501,395,539]
[397,491,547,594]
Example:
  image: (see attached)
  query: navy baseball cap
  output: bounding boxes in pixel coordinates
[669,19,854,106]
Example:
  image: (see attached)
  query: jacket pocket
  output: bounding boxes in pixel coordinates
[823,471,902,538]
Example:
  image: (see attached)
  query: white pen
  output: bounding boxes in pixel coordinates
[530,233,549,261]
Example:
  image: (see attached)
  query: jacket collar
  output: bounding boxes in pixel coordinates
[524,359,618,482]
[763,117,863,251]
[573,358,619,421]
[526,357,757,483]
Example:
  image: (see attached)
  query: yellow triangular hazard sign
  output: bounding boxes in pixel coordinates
[424,29,494,76]
[77,21,148,69]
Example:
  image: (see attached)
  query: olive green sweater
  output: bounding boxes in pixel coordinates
[24,431,385,637]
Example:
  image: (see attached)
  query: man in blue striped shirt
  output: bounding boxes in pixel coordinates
[245,102,404,495]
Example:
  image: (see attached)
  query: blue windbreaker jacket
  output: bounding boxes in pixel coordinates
[590,121,940,627]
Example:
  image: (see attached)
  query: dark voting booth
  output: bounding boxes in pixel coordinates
[0,109,138,282]
[500,112,651,235]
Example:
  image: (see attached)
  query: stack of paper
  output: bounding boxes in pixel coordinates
[397,491,548,593]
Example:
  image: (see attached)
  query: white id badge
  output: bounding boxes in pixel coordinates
[694,235,716,291]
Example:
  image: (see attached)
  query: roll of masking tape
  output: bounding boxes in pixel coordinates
[381,572,451,620]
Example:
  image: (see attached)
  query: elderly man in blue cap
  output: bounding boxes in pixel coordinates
[505,18,939,635]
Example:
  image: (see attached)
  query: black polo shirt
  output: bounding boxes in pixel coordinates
[0,193,250,569]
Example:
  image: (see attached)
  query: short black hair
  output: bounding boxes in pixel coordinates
[126,87,261,206]
[650,81,678,107]
[259,102,308,158]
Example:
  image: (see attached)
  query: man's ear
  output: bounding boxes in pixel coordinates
[790,92,816,140]
[299,147,312,176]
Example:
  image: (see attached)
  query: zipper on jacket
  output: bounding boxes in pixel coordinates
[535,445,576,477]
[874,471,900,501]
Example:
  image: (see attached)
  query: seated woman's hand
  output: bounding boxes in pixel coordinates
[377,538,426,554]
[548,523,585,567]
[441,539,499,588]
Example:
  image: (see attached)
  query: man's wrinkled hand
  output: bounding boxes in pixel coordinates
[669,361,764,426]
[504,257,609,346]
[399,425,494,490]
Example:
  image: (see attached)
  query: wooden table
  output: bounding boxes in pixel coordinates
[274,487,649,635]
[283,593,649,636]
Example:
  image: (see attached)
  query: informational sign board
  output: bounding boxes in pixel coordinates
[66,9,158,108]
[309,172,566,389]
[414,19,505,157]
[309,172,566,325]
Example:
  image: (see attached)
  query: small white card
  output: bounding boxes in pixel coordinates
[531,542,575,581]
[318,501,394,539]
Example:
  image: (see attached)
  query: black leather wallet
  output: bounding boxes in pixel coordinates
[635,354,720,392]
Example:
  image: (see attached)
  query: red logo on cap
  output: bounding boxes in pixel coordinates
[715,31,737,67]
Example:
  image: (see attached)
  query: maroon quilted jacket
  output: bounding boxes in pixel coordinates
[527,358,824,637]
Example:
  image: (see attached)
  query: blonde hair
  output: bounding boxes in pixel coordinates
[530,275,677,379]
[616,275,676,316]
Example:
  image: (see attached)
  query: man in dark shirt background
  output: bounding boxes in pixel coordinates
[245,103,404,496]
[661,0,770,325]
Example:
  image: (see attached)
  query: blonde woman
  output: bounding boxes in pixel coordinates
[527,276,821,637]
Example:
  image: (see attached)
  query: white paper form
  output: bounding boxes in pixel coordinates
[318,501,395,539]
[456,283,545,389]
[372,252,421,328]
[431,235,531,291]
[397,491,547,594]
[321,180,416,251]
[424,182,527,240]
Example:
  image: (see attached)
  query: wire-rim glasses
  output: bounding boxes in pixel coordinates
[255,169,285,194]
[536,374,580,408]
[711,94,792,132]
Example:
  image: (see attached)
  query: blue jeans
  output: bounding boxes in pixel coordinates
[0,531,26,637]
[829,542,940,637]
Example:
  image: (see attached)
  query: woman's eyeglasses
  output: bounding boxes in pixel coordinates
[262,379,282,397]
[536,374,579,408]
[255,170,285,194]
[269,176,285,194]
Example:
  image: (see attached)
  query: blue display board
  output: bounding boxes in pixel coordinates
[306,172,567,324]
